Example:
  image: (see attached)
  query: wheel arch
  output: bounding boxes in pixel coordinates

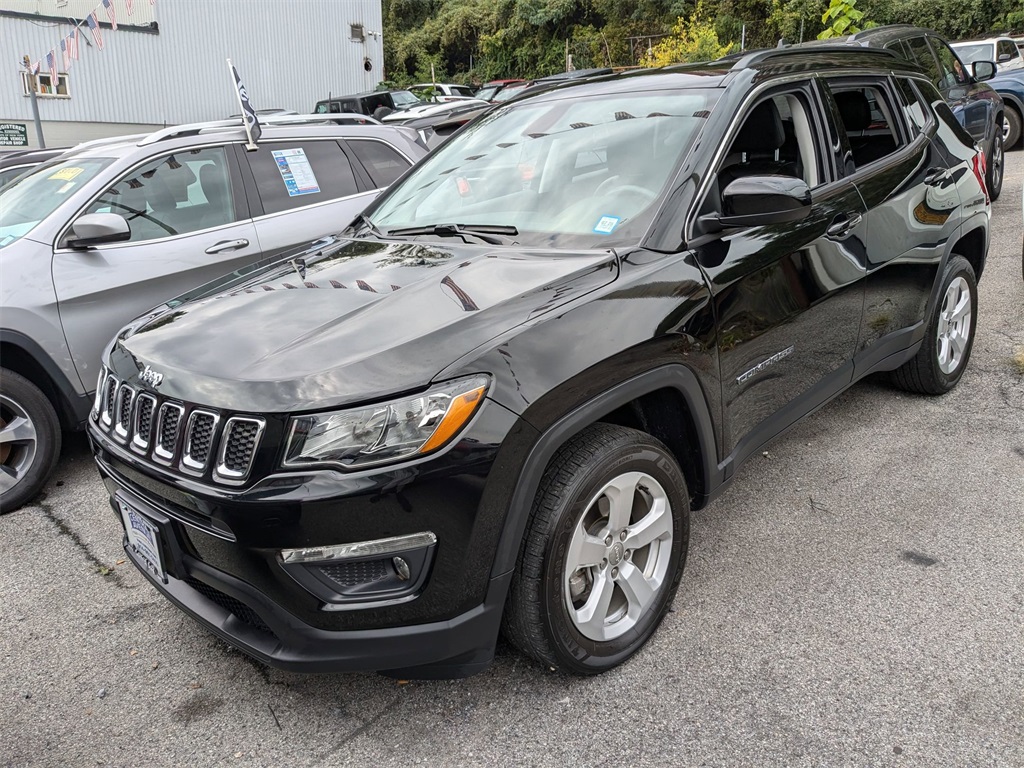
[952,220,988,282]
[489,364,719,580]
[0,330,90,430]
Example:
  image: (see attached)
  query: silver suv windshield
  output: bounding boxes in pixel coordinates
[0,157,113,248]
[369,87,719,248]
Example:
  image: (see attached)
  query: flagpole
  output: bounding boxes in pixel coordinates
[227,58,257,150]
[22,55,46,148]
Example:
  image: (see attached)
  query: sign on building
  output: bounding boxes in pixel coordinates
[0,123,29,147]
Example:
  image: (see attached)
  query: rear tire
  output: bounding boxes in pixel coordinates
[0,368,62,513]
[890,255,977,395]
[502,423,689,675]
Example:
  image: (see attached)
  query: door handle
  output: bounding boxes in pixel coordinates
[924,167,950,186]
[826,213,863,238]
[204,238,249,254]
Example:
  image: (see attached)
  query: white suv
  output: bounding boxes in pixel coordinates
[952,37,1024,72]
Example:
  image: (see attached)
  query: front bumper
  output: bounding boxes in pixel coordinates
[90,397,526,677]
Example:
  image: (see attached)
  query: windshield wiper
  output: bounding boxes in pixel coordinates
[387,223,519,245]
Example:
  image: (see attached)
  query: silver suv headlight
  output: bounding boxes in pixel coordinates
[283,375,489,470]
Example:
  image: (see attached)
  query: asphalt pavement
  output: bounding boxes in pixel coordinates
[2,153,1022,768]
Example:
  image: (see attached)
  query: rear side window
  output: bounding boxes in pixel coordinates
[893,78,934,137]
[347,140,411,188]
[998,40,1020,62]
[827,82,904,170]
[246,141,359,215]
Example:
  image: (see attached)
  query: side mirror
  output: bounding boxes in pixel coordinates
[972,60,997,81]
[67,213,131,248]
[702,175,812,231]
[998,52,1011,63]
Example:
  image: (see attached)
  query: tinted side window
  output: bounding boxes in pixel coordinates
[914,79,975,149]
[893,77,934,137]
[347,140,411,188]
[903,36,943,88]
[246,141,359,215]
[828,83,904,169]
[998,40,1019,61]
[86,147,238,243]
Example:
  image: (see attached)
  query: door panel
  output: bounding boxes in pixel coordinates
[54,220,262,389]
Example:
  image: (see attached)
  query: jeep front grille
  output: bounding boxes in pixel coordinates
[92,367,264,485]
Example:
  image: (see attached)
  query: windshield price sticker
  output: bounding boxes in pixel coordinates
[48,166,85,182]
[593,215,621,234]
[272,148,321,197]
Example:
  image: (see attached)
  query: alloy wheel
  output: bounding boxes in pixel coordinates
[0,396,39,495]
[564,471,674,642]
[936,276,972,375]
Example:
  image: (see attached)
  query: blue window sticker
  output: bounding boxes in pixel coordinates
[593,215,620,234]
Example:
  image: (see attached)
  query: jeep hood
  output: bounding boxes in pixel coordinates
[111,237,618,411]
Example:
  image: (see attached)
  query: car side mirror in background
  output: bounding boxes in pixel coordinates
[972,61,997,81]
[998,53,1011,63]
[701,175,812,231]
[67,213,131,248]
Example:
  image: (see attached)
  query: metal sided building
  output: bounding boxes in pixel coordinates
[0,0,384,149]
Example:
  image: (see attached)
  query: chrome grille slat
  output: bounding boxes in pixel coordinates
[131,394,157,453]
[181,410,220,474]
[114,384,135,440]
[100,375,117,427]
[153,403,185,464]
[215,417,265,483]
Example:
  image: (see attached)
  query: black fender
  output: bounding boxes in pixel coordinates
[0,329,92,429]
[488,363,719,581]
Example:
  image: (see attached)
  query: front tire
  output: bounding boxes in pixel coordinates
[890,255,977,395]
[0,369,62,513]
[1004,107,1022,151]
[502,423,690,674]
[987,126,1004,200]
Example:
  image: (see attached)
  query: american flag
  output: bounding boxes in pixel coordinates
[126,0,134,15]
[68,28,80,60]
[87,13,104,49]
[47,50,58,84]
[102,0,117,30]
[31,60,40,75]
[60,37,71,70]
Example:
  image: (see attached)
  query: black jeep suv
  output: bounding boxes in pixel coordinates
[90,47,990,679]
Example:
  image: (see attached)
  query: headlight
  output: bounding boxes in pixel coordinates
[283,375,489,470]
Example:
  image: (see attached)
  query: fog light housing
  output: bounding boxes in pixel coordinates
[278,532,437,610]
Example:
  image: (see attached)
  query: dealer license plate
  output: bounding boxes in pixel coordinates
[119,499,165,582]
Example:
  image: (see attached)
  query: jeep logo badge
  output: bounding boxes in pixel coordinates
[139,365,164,388]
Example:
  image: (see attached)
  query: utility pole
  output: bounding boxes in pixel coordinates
[21,55,46,148]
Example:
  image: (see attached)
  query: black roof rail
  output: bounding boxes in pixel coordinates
[728,44,900,70]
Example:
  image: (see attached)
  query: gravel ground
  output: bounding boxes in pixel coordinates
[2,153,1022,768]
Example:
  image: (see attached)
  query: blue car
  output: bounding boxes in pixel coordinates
[985,68,1024,149]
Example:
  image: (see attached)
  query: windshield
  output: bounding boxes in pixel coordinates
[0,156,113,248]
[953,43,994,64]
[368,87,719,248]
[493,85,530,103]
[474,86,500,101]
[391,90,420,109]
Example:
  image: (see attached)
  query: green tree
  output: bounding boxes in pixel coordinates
[642,2,734,65]
[818,0,865,39]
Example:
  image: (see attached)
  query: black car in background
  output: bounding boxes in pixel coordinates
[834,25,1006,198]
[90,46,990,679]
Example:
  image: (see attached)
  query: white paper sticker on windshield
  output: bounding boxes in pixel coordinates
[593,215,620,234]
[272,148,321,197]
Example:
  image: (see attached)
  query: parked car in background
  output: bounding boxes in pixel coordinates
[409,83,477,102]
[0,147,67,188]
[831,25,1006,199]
[473,79,525,102]
[984,68,1024,149]
[0,116,426,512]
[89,45,988,680]
[313,90,420,120]
[952,37,1024,73]
[399,101,494,148]
[381,99,490,124]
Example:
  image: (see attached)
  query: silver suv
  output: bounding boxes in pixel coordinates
[0,116,426,511]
